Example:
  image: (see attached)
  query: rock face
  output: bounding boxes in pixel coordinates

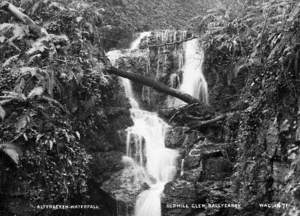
[162,135,235,216]
[165,127,200,149]
[81,78,134,216]
[163,180,197,216]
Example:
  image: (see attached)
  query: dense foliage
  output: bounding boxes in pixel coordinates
[198,0,300,212]
[0,0,119,213]
[201,0,299,91]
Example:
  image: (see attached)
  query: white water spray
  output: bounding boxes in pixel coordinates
[180,159,185,177]
[130,32,151,50]
[179,38,209,105]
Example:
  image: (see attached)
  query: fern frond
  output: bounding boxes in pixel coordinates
[0,142,22,165]
[0,105,6,120]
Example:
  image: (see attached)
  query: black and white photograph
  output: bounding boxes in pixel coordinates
[0,0,299,215]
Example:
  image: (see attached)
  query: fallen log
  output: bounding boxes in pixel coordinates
[106,67,201,104]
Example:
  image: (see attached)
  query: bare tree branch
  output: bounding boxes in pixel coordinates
[187,112,236,129]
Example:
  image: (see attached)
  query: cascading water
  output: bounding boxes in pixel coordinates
[180,159,185,177]
[107,32,179,216]
[130,32,151,50]
[179,38,209,105]
[106,31,209,216]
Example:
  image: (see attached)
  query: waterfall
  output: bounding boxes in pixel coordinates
[130,32,151,50]
[106,31,209,216]
[180,159,185,177]
[134,183,165,216]
[107,32,179,216]
[129,110,178,216]
[179,38,209,105]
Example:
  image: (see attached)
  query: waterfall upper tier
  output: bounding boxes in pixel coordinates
[106,30,209,110]
[178,38,209,104]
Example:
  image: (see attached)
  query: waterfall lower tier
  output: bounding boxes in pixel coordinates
[125,108,178,216]
[124,105,178,216]
[134,183,165,216]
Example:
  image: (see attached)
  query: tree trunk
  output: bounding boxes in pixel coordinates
[0,1,47,37]
[106,67,201,104]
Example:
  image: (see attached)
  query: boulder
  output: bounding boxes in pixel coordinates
[165,127,201,149]
[162,180,197,216]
